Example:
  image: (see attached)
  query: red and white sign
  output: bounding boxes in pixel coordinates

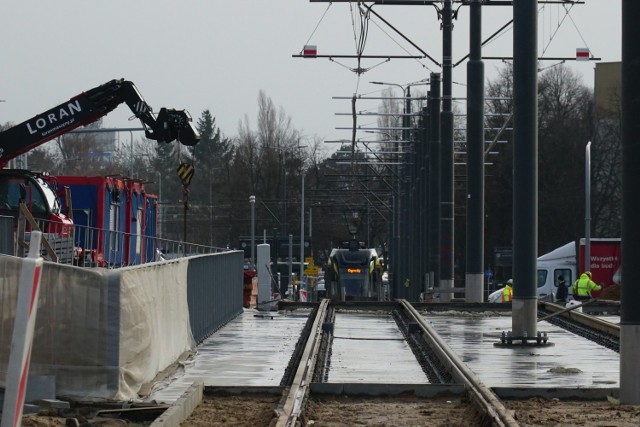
[578,239,621,295]
[299,289,308,302]
[576,48,590,61]
[1,232,44,427]
[303,45,317,57]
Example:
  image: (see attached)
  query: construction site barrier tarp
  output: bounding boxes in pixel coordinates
[0,257,194,401]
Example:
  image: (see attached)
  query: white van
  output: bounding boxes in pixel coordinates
[488,242,576,303]
[535,242,576,301]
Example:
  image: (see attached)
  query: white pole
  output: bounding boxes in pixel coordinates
[129,131,134,178]
[585,141,591,272]
[250,195,256,270]
[2,232,44,427]
[300,173,305,286]
[288,234,293,296]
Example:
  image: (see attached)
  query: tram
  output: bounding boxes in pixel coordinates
[325,240,384,301]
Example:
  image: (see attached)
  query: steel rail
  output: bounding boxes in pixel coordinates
[399,300,519,427]
[275,299,329,427]
[538,300,620,337]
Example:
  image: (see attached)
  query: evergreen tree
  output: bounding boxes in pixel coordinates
[186,110,234,246]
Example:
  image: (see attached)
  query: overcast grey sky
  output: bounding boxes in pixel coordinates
[1,1,621,147]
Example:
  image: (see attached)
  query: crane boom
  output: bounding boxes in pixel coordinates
[0,78,199,168]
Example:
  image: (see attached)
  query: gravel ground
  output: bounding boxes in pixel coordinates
[505,397,640,427]
[16,395,640,426]
[180,393,280,427]
[303,394,482,427]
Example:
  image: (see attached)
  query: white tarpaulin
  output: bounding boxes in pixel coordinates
[118,259,194,399]
[0,256,194,401]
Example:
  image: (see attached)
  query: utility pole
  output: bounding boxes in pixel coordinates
[419,104,429,298]
[440,0,455,302]
[621,0,640,404]
[465,0,485,303]
[512,0,539,339]
[300,172,305,288]
[429,73,441,300]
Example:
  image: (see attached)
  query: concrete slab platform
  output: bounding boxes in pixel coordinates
[423,312,620,389]
[327,312,428,384]
[147,308,311,403]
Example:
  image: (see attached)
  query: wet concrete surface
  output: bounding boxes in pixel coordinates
[326,311,429,384]
[599,315,620,324]
[147,308,311,403]
[146,307,620,404]
[423,312,619,389]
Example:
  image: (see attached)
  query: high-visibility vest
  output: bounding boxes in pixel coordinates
[502,285,512,302]
[573,274,601,297]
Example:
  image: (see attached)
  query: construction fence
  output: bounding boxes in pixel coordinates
[0,248,244,401]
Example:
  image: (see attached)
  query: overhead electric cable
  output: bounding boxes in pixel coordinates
[540,4,573,57]
[564,4,593,56]
[301,1,334,51]
[369,19,434,72]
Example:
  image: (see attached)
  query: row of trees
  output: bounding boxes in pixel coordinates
[480,64,621,263]
[372,64,621,278]
[8,64,622,269]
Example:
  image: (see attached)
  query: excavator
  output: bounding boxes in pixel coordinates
[0,78,200,239]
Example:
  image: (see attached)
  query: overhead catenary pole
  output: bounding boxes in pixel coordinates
[512,0,538,338]
[405,86,417,299]
[370,80,423,298]
[585,142,591,272]
[429,73,442,299]
[440,0,455,302]
[420,104,430,297]
[465,0,485,303]
[620,0,640,404]
[300,172,305,287]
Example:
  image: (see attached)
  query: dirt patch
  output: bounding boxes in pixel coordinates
[505,397,640,427]
[600,285,621,300]
[303,394,481,427]
[20,415,67,427]
[20,395,640,426]
[20,412,152,427]
[180,393,279,427]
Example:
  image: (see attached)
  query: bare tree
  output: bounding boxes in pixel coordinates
[228,91,305,248]
[484,64,594,258]
[537,65,593,252]
[591,86,622,237]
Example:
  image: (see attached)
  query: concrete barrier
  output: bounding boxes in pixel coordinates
[0,251,243,402]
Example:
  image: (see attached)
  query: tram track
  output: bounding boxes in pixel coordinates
[17,301,633,426]
[175,300,630,426]
[538,301,620,352]
[273,300,518,427]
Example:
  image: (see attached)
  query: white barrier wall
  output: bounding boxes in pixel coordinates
[117,259,194,399]
[0,256,194,401]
